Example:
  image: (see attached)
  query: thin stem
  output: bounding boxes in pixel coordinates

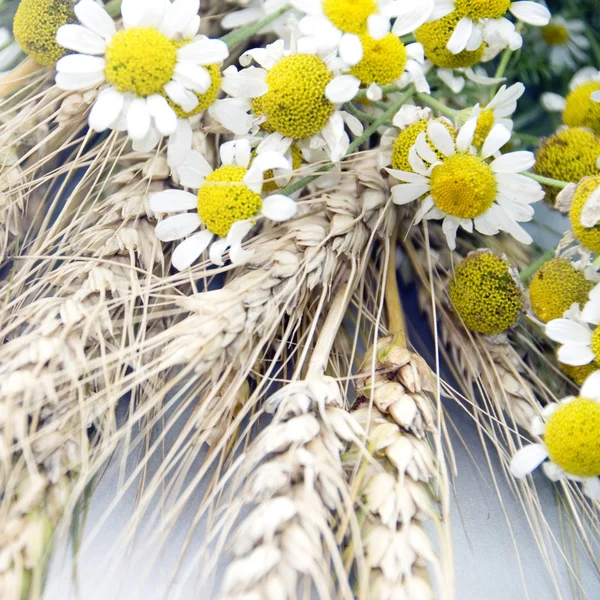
[523,172,569,189]
[520,249,555,283]
[344,102,378,123]
[279,86,415,197]
[511,131,540,146]
[494,47,512,80]
[385,228,407,347]
[355,84,398,100]
[220,6,290,48]
[104,0,122,18]
[415,92,458,119]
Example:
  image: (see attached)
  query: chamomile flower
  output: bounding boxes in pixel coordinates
[240,40,364,162]
[539,16,590,73]
[431,0,551,55]
[388,118,543,249]
[545,286,600,367]
[150,140,297,269]
[510,380,600,502]
[541,68,600,135]
[291,0,434,67]
[568,176,600,253]
[54,0,229,143]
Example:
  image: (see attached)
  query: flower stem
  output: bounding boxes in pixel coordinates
[104,0,122,17]
[220,7,290,48]
[523,172,569,189]
[279,86,416,197]
[385,228,407,347]
[415,92,458,119]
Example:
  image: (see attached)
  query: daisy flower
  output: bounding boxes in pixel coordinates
[436,65,506,94]
[150,139,297,269]
[54,0,229,143]
[388,118,543,249]
[541,67,600,135]
[545,285,600,367]
[539,15,590,73]
[510,375,600,502]
[291,0,435,67]
[239,39,364,162]
[432,0,551,55]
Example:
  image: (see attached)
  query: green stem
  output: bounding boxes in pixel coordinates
[104,0,122,18]
[415,92,458,119]
[344,102,379,124]
[511,132,540,146]
[220,6,290,48]
[355,84,398,100]
[520,249,555,283]
[278,86,415,197]
[523,172,569,189]
[489,47,512,99]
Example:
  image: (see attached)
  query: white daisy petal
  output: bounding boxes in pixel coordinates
[208,99,254,135]
[541,461,565,482]
[227,220,254,246]
[177,39,229,65]
[545,319,592,345]
[147,94,178,136]
[447,17,473,55]
[55,71,105,91]
[509,2,550,26]
[466,24,483,51]
[583,478,600,501]
[127,97,151,140]
[155,212,201,241]
[367,14,390,40]
[160,0,200,39]
[122,0,166,29]
[557,344,595,366]
[56,53,106,75]
[221,67,267,98]
[135,129,162,154]
[429,0,454,20]
[427,121,455,157]
[221,8,263,29]
[391,183,430,205]
[491,151,536,173]
[56,24,107,55]
[387,0,434,36]
[164,80,199,113]
[413,195,435,224]
[386,168,429,184]
[167,119,193,167]
[174,63,211,94]
[325,75,361,104]
[415,132,440,164]
[249,151,290,174]
[510,443,549,478]
[339,33,363,67]
[541,92,567,112]
[442,216,459,250]
[456,118,477,152]
[530,416,545,436]
[580,370,600,401]
[262,195,298,221]
[481,124,511,158]
[209,238,229,266]
[74,0,116,41]
[150,190,198,213]
[171,230,213,271]
[582,299,600,325]
[88,88,124,132]
[176,150,212,189]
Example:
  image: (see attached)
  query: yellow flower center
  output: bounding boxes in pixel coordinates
[563,81,600,135]
[559,360,597,386]
[535,128,600,203]
[351,33,407,86]
[261,54,334,140]
[544,398,600,477]
[168,64,222,118]
[448,251,523,335]
[454,0,511,20]
[569,175,600,253]
[105,27,177,97]
[591,327,600,363]
[416,12,485,69]
[391,118,456,172]
[322,0,376,33]
[14,0,77,66]
[473,109,495,147]
[260,146,303,193]
[430,154,497,218]
[541,23,569,46]
[529,258,593,323]
[197,166,262,238]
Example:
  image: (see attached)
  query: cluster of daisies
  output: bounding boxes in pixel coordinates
[10,0,600,498]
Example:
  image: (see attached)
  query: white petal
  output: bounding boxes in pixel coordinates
[56,53,105,75]
[55,70,105,91]
[427,121,454,157]
[74,0,116,41]
[481,124,511,158]
[465,25,483,51]
[221,8,263,29]
[221,67,267,98]
[262,195,298,221]
[542,461,565,482]
[89,88,124,132]
[583,478,600,501]
[442,216,459,250]
[325,75,361,104]
[557,344,595,366]
[160,0,200,38]
[208,99,253,135]
[167,118,193,167]
[171,230,213,271]
[510,444,549,478]
[209,238,229,266]
[530,416,545,436]
[366,83,382,101]
[173,63,211,94]
[177,39,229,65]
[456,118,476,152]
[227,220,254,245]
[164,80,199,113]
[155,213,201,241]
[339,33,363,67]
[134,128,161,153]
[56,24,107,55]
[147,94,177,136]
[545,319,592,345]
[541,92,567,112]
[122,0,166,29]
[367,15,390,40]
[250,151,290,174]
[509,2,551,26]
[491,151,535,173]
[150,190,198,213]
[127,98,151,141]
[176,150,212,189]
[386,168,429,184]
[415,132,439,164]
[580,370,600,400]
[391,183,430,205]
[447,17,473,55]
[388,0,434,36]
[582,299,600,325]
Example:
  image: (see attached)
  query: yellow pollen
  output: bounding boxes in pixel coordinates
[535,128,600,203]
[322,0,376,33]
[529,258,593,323]
[391,118,456,172]
[591,327,600,363]
[541,23,570,46]
[569,175,600,252]
[261,54,334,140]
[251,96,276,133]
[448,251,523,335]
[454,0,511,20]
[430,154,497,218]
[416,11,485,69]
[105,27,177,97]
[197,166,262,238]
[544,398,600,477]
[351,33,407,86]
[563,81,600,135]
[559,360,597,386]
[14,0,77,66]
[473,110,495,147]
[260,146,303,193]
